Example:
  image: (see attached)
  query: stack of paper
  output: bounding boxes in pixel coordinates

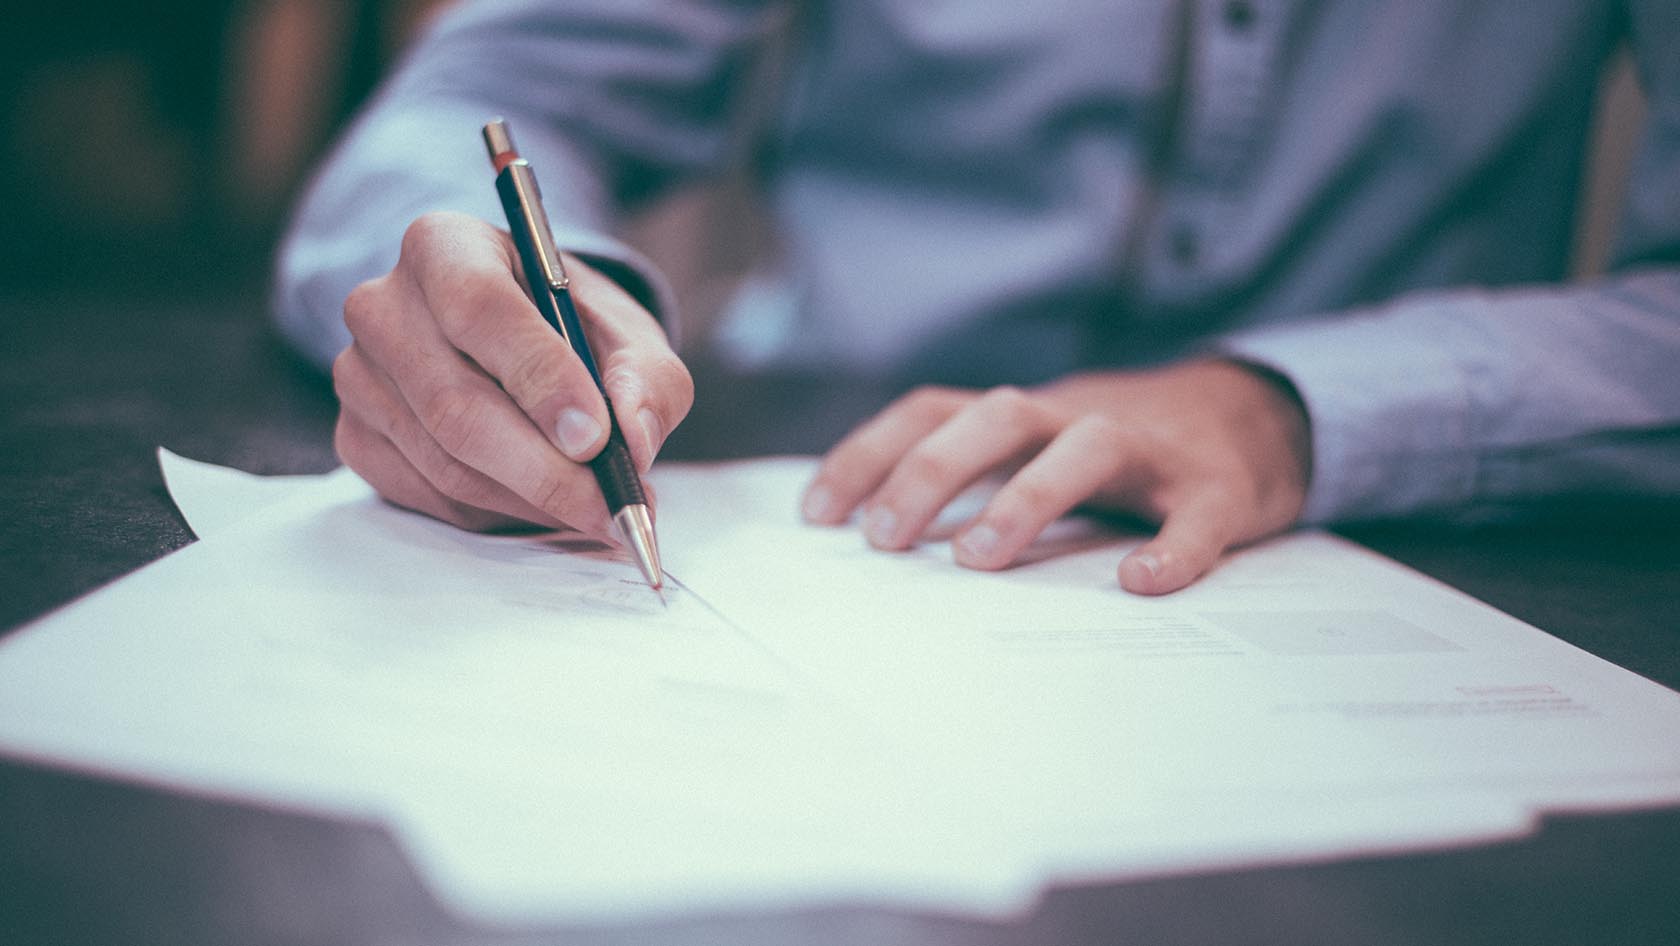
[0,450,1675,924]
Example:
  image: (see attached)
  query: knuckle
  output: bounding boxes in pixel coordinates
[1004,475,1059,518]
[647,352,695,416]
[1071,412,1127,445]
[418,386,490,458]
[400,211,465,259]
[900,385,962,422]
[1129,422,1178,462]
[341,279,387,339]
[329,347,356,401]
[978,385,1050,432]
[501,343,571,404]
[332,415,363,469]
[604,350,694,422]
[599,361,643,401]
[529,471,585,521]
[427,455,483,503]
[897,445,958,487]
[440,269,521,336]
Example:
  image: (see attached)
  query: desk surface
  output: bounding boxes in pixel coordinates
[1,294,1676,946]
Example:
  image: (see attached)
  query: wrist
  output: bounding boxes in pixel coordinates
[1211,357,1314,525]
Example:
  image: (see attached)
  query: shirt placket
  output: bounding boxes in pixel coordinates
[1145,0,1284,305]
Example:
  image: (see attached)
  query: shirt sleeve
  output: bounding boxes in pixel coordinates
[271,0,783,370]
[1222,3,1680,524]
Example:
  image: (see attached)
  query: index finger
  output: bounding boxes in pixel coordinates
[802,386,972,525]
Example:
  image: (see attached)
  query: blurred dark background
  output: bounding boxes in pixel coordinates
[0,0,443,298]
[0,1,446,635]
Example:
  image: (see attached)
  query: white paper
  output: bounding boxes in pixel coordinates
[1,455,1677,925]
[158,447,364,539]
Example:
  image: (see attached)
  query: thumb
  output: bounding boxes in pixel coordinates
[1117,491,1243,595]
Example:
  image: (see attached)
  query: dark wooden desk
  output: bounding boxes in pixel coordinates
[2,293,1677,946]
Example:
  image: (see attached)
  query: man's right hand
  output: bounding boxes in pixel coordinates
[331,211,693,537]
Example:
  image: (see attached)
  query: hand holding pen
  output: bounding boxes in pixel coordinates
[328,128,692,580]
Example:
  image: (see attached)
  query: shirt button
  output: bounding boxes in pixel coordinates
[1222,0,1256,31]
[1168,224,1201,266]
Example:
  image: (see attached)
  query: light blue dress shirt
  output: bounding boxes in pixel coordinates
[275,0,1680,525]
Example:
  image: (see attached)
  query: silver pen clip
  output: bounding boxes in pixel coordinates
[483,119,571,294]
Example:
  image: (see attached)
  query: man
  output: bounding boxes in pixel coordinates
[274,1,1680,594]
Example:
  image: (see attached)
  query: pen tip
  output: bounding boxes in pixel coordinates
[613,504,664,594]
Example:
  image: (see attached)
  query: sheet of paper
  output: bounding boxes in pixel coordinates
[157,447,364,539]
[2,455,1677,925]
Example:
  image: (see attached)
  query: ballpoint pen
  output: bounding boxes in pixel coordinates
[482,118,663,591]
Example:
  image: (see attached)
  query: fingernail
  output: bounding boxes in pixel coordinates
[637,407,663,469]
[802,485,834,522]
[957,524,1000,563]
[555,408,602,459]
[1132,552,1162,579]
[865,506,899,547]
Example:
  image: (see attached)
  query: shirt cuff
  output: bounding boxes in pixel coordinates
[1219,302,1480,524]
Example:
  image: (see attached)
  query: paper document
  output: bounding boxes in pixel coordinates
[0,451,1676,925]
